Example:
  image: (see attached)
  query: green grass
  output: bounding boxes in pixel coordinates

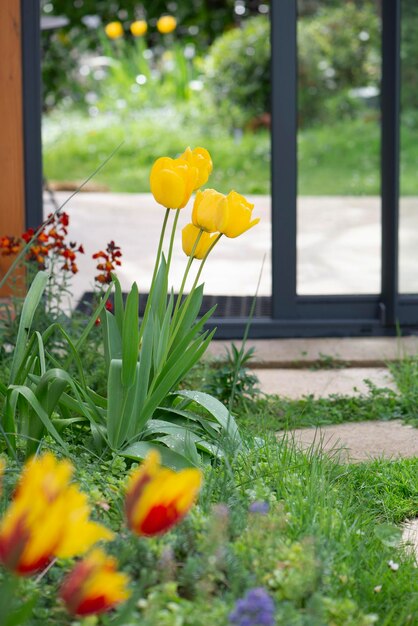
[43,108,418,195]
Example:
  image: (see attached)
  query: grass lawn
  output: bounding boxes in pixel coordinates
[43,109,418,195]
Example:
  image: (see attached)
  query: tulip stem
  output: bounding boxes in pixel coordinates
[139,208,170,343]
[166,208,180,275]
[172,229,203,322]
[191,233,223,293]
[168,231,221,352]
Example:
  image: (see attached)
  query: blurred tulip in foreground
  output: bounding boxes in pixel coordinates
[125,450,202,536]
[60,548,130,616]
[0,453,113,575]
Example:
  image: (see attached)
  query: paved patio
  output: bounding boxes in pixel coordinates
[44,192,418,308]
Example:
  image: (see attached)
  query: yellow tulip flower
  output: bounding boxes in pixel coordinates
[125,450,202,536]
[180,146,213,189]
[130,20,148,37]
[192,189,259,238]
[104,21,124,40]
[0,453,113,575]
[182,223,216,260]
[150,156,197,209]
[60,549,131,616]
[192,188,228,233]
[218,190,260,238]
[157,15,177,34]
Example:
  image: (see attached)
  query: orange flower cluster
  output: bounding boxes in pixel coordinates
[92,240,122,284]
[0,236,21,256]
[22,212,84,273]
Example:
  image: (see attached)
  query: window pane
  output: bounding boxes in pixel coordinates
[296,0,381,295]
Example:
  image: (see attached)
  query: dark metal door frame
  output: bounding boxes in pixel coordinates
[212,0,408,338]
[25,0,417,338]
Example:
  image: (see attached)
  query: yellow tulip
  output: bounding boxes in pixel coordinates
[0,453,113,575]
[218,191,260,238]
[180,147,213,189]
[125,450,202,536]
[104,21,124,40]
[130,20,148,37]
[192,189,227,233]
[157,15,177,34]
[182,223,216,260]
[150,156,197,209]
[192,189,259,238]
[60,549,131,616]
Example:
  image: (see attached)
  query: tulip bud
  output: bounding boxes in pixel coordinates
[217,191,260,238]
[182,224,216,260]
[192,189,227,233]
[150,156,197,209]
[180,147,213,189]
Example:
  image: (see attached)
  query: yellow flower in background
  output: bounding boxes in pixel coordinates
[0,453,113,575]
[180,147,213,189]
[192,188,227,233]
[150,156,197,209]
[157,15,177,34]
[182,223,216,260]
[60,549,131,616]
[104,21,124,39]
[130,20,148,37]
[219,191,260,238]
[125,450,202,536]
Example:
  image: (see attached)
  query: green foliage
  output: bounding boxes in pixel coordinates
[298,2,380,126]
[4,433,417,624]
[204,16,270,129]
[204,344,260,407]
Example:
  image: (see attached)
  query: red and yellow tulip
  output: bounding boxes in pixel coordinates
[60,548,130,616]
[0,453,113,575]
[125,450,202,536]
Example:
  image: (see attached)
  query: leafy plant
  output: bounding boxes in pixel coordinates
[204,16,271,130]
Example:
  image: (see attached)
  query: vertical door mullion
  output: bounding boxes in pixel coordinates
[381,0,401,325]
[270,0,297,319]
[21,0,43,229]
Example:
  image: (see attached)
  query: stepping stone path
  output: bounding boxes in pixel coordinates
[210,337,418,561]
[279,421,418,562]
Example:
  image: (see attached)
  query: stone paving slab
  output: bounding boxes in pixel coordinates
[252,367,396,399]
[281,420,418,463]
[402,519,418,562]
[208,337,418,368]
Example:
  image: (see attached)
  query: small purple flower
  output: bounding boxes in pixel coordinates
[249,501,270,515]
[229,587,275,626]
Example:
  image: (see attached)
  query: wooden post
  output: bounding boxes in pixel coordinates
[0,0,26,295]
